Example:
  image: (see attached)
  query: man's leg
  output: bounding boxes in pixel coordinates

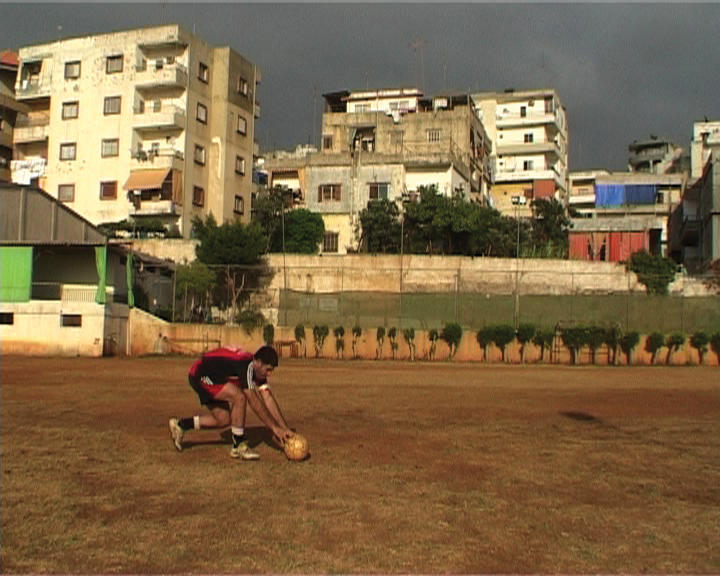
[215,383,259,460]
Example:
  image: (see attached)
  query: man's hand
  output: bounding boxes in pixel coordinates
[272,426,293,447]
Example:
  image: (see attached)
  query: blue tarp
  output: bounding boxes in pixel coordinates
[596,184,657,207]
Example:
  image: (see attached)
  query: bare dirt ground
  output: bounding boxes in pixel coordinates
[2,355,719,574]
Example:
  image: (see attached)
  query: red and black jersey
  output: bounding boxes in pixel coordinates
[188,348,268,390]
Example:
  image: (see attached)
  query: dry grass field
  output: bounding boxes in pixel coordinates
[1,355,719,574]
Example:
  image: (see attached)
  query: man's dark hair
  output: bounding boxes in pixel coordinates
[254,345,279,367]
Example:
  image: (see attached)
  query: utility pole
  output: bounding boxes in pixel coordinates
[410,38,427,93]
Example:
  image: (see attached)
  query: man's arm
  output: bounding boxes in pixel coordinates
[242,388,292,443]
[259,387,290,430]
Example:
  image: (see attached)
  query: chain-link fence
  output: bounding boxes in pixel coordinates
[138,260,720,335]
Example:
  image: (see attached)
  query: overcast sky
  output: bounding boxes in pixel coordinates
[3,2,720,172]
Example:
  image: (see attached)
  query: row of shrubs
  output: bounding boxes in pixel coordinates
[261,323,720,366]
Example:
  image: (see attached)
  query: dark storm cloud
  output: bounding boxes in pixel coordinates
[3,2,720,171]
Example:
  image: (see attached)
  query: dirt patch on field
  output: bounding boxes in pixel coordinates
[2,356,719,573]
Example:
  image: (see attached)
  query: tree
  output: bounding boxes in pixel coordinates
[251,186,286,252]
[529,198,570,258]
[665,332,685,365]
[376,327,386,360]
[516,323,536,363]
[645,331,665,365]
[273,209,325,253]
[312,325,329,358]
[192,215,267,323]
[388,327,398,359]
[334,326,345,359]
[294,323,307,358]
[710,332,720,367]
[491,325,516,363]
[587,326,607,365]
[532,329,555,364]
[477,326,493,363]
[403,328,416,361]
[689,331,709,365]
[351,325,362,359]
[357,199,401,253]
[440,323,463,359]
[174,260,215,322]
[262,324,275,346]
[561,326,590,365]
[620,331,640,365]
[627,251,677,295]
[428,328,439,361]
[604,324,623,366]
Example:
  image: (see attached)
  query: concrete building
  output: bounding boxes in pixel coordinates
[690,121,720,179]
[12,24,260,236]
[264,88,491,254]
[567,171,686,262]
[0,51,27,182]
[672,145,720,272]
[628,136,686,175]
[472,88,568,218]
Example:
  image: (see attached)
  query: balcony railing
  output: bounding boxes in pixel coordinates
[13,115,50,143]
[16,76,52,99]
[133,103,186,131]
[135,62,188,89]
[129,199,178,217]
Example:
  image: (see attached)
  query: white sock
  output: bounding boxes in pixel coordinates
[231,427,244,437]
[193,415,201,430]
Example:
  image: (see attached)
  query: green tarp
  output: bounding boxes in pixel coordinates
[95,246,107,304]
[0,246,33,302]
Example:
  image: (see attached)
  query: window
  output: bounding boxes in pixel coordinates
[427,129,441,143]
[656,191,665,204]
[323,232,339,253]
[194,144,206,165]
[196,102,207,124]
[355,103,371,113]
[193,186,205,206]
[106,55,123,74]
[234,195,244,215]
[61,314,82,327]
[523,160,534,171]
[0,312,14,325]
[100,181,117,200]
[237,76,248,96]
[524,133,534,143]
[236,115,247,135]
[369,182,390,201]
[101,139,119,158]
[60,143,76,161]
[64,60,81,79]
[544,96,554,113]
[198,62,209,83]
[318,184,341,202]
[235,155,246,175]
[104,96,121,115]
[520,106,527,117]
[62,101,79,120]
[58,184,75,202]
[322,135,333,150]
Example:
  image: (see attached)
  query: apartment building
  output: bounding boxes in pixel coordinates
[628,136,686,175]
[0,51,27,182]
[12,24,260,236]
[566,171,685,262]
[472,89,568,217]
[690,120,720,179]
[264,88,492,254]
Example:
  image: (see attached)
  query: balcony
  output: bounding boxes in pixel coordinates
[496,110,562,130]
[130,146,185,171]
[0,129,12,149]
[135,61,188,90]
[13,116,50,143]
[130,199,178,217]
[496,141,561,157]
[133,103,186,132]
[15,76,52,100]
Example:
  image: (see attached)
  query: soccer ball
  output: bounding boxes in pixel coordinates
[284,434,309,461]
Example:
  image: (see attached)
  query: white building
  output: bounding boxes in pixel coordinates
[12,24,260,237]
[472,88,568,217]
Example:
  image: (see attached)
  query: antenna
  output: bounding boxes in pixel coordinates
[410,38,427,93]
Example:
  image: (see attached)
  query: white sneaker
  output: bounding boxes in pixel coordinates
[230,441,260,460]
[168,418,184,452]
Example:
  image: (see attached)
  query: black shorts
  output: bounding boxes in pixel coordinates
[188,374,231,410]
